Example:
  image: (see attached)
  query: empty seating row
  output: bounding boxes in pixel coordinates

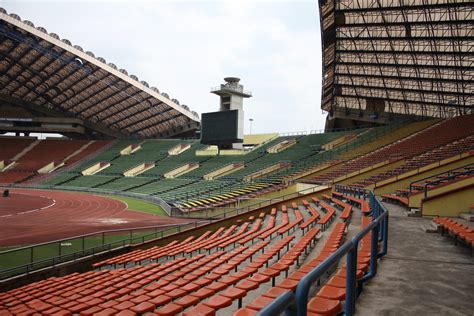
[308,115,474,185]
[433,217,474,247]
[381,194,408,206]
[333,192,371,214]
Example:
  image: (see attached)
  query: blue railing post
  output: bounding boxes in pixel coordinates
[345,245,358,315]
[258,291,296,316]
[360,223,379,284]
[380,214,389,257]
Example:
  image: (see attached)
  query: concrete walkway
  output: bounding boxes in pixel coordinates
[356,203,474,315]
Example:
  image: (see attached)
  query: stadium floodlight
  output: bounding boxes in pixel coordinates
[73,57,83,66]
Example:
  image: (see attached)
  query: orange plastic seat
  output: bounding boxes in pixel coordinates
[98,300,119,309]
[241,266,259,274]
[111,301,134,311]
[130,294,151,305]
[235,280,259,291]
[317,285,346,300]
[175,295,200,308]
[307,296,342,315]
[233,307,258,316]
[92,308,118,316]
[79,306,102,315]
[154,303,183,316]
[182,303,216,316]
[203,294,232,309]
[193,278,212,287]
[115,311,136,316]
[260,268,280,278]
[67,303,89,313]
[326,276,347,288]
[206,282,227,292]
[262,287,289,299]
[221,287,247,300]
[191,288,215,300]
[335,268,364,279]
[248,273,271,284]
[203,273,221,282]
[149,295,172,306]
[219,275,239,286]
[288,271,306,281]
[166,288,187,299]
[246,296,274,311]
[182,282,201,292]
[276,279,299,290]
[130,301,155,314]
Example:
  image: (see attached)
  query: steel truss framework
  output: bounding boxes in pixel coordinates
[319,0,473,121]
[0,9,200,138]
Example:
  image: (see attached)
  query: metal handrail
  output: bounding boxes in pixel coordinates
[408,162,474,193]
[259,185,389,316]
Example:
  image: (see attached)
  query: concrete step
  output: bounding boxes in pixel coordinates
[421,222,439,233]
[407,209,422,217]
[459,213,474,222]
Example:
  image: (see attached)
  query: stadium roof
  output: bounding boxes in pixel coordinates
[0,8,200,139]
[319,0,473,127]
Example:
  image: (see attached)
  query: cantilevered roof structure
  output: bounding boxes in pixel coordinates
[0,8,200,139]
[319,0,473,129]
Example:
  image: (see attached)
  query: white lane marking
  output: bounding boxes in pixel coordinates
[0,196,56,217]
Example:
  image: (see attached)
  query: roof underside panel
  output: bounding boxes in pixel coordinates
[319,0,473,120]
[0,9,200,138]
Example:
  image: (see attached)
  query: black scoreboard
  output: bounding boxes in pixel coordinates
[201,110,242,147]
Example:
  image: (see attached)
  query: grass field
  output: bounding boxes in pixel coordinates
[104,194,168,216]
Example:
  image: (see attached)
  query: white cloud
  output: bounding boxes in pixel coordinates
[2,0,325,134]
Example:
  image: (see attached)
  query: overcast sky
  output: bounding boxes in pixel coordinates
[2,0,326,134]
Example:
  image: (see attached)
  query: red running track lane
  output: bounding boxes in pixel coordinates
[0,188,193,247]
[0,193,54,216]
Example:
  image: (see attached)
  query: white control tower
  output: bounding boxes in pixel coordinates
[211,77,252,149]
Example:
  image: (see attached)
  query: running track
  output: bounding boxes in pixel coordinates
[0,188,192,247]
